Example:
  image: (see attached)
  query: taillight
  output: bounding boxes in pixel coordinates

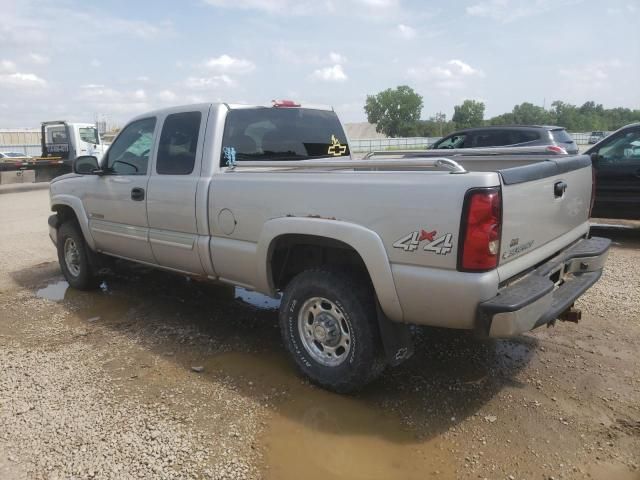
[546,145,567,155]
[458,188,502,272]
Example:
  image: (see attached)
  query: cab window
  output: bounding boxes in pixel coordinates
[598,129,640,162]
[104,117,156,175]
[79,127,100,145]
[434,134,466,149]
[220,108,349,166]
[156,112,201,175]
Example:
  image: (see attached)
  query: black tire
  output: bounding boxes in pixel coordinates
[279,268,385,393]
[56,221,100,290]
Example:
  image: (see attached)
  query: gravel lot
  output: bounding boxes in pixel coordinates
[0,188,638,480]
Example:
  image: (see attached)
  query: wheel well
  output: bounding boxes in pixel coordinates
[269,234,370,291]
[52,205,78,225]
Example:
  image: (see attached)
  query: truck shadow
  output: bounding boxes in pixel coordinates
[12,261,536,475]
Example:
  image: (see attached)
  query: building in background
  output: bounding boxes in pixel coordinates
[343,122,387,140]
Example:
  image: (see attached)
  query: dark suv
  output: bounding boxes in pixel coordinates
[585,123,640,220]
[431,125,579,154]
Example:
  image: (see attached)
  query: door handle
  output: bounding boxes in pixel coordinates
[554,181,567,198]
[131,187,145,201]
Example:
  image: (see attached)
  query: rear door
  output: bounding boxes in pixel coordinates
[498,156,593,269]
[146,106,209,275]
[591,126,640,219]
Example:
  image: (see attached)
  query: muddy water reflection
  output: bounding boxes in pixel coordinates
[206,352,456,480]
[35,280,68,301]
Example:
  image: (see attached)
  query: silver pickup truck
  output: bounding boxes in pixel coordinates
[48,102,610,392]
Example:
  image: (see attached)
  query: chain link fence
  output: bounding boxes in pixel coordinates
[1,132,611,157]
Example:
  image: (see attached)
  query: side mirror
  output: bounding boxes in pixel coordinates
[590,152,601,166]
[73,155,100,175]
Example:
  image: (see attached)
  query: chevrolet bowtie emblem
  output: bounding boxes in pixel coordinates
[327,135,347,156]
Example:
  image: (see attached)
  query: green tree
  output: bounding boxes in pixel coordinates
[452,100,485,129]
[364,86,423,137]
[510,102,552,125]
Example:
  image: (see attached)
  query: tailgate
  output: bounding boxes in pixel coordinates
[498,155,592,269]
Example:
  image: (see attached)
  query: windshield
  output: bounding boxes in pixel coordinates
[220,108,349,165]
[79,127,100,145]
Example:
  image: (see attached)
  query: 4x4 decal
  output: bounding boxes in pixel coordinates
[393,229,453,255]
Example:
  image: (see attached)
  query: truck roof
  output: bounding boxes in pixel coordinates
[127,102,334,124]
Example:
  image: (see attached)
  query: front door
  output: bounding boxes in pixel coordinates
[592,126,640,219]
[82,117,157,263]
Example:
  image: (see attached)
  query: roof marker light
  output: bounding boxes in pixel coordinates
[272,99,301,108]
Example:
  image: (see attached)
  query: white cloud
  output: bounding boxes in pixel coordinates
[133,89,147,100]
[312,64,348,82]
[137,76,151,82]
[204,0,398,15]
[28,53,49,65]
[466,0,579,22]
[397,24,416,39]
[559,59,622,89]
[81,84,106,89]
[185,75,235,89]
[0,72,47,88]
[329,52,347,64]
[202,55,255,74]
[0,60,17,73]
[408,59,483,90]
[90,59,101,68]
[158,90,178,102]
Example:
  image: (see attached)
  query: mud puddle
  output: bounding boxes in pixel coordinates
[35,279,69,301]
[203,351,457,480]
[35,276,279,311]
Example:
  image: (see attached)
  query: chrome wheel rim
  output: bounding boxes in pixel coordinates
[63,237,81,277]
[298,297,351,367]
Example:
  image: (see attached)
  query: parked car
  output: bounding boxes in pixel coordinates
[588,131,607,144]
[48,102,609,392]
[0,151,31,161]
[585,123,640,219]
[431,125,579,154]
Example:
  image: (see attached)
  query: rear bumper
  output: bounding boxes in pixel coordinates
[477,236,610,337]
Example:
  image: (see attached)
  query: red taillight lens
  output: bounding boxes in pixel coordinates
[459,188,502,272]
[546,145,567,155]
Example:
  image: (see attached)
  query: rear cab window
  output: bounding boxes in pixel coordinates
[220,107,349,166]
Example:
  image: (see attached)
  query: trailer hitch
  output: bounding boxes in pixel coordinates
[558,305,582,323]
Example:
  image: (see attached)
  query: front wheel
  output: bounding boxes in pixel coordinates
[57,221,100,290]
[279,268,385,393]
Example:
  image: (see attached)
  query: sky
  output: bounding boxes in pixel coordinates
[0,0,638,129]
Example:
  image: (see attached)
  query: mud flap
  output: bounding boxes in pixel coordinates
[376,302,414,367]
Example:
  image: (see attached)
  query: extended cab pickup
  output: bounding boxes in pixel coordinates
[48,102,610,392]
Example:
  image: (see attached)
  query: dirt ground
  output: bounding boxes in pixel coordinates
[0,188,638,480]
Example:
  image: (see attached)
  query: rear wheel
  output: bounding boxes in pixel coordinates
[57,221,100,290]
[279,268,385,393]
